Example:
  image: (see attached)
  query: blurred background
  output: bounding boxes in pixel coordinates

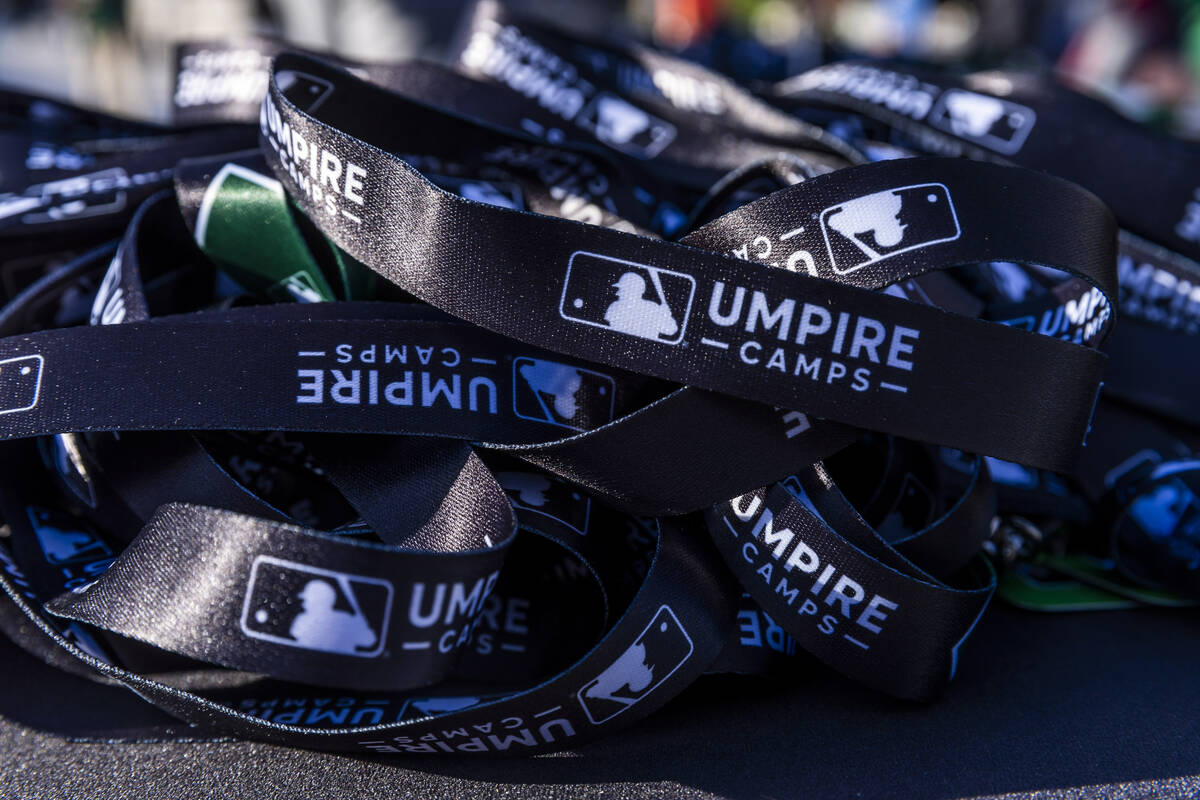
[3,0,1200,136]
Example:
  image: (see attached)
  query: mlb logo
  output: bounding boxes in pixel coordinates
[778,476,825,519]
[984,456,1040,490]
[496,470,592,535]
[559,251,695,345]
[512,357,614,432]
[275,70,334,112]
[27,507,112,565]
[0,355,44,415]
[1128,478,1200,540]
[397,694,493,721]
[240,556,392,658]
[819,183,961,275]
[576,93,676,159]
[651,202,687,237]
[270,271,325,304]
[429,175,524,211]
[939,447,975,475]
[23,168,130,225]
[577,605,693,725]
[780,475,805,498]
[928,89,1037,155]
[1103,449,1162,490]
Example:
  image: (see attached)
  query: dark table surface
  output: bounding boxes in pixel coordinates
[1,601,1197,800]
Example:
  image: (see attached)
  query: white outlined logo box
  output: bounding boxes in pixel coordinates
[576,92,677,159]
[928,89,1037,155]
[240,555,393,658]
[819,183,961,275]
[511,356,615,432]
[0,355,44,415]
[576,604,693,725]
[559,251,696,345]
[497,470,593,536]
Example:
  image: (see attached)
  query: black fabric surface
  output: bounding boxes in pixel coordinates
[1,602,1197,799]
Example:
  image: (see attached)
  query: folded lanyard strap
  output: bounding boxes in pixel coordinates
[0,44,1121,753]
[260,53,1116,473]
[245,54,1114,703]
[775,59,1200,597]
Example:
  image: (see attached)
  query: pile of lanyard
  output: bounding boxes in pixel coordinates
[0,0,1196,756]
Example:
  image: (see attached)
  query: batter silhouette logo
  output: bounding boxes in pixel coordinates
[577,605,693,724]
[1128,478,1200,541]
[9,168,133,226]
[560,251,695,345]
[0,354,44,415]
[275,69,334,112]
[819,183,960,275]
[928,89,1037,155]
[512,357,615,431]
[429,175,524,211]
[240,556,393,658]
[271,271,325,304]
[396,694,506,722]
[497,470,592,535]
[577,93,676,159]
